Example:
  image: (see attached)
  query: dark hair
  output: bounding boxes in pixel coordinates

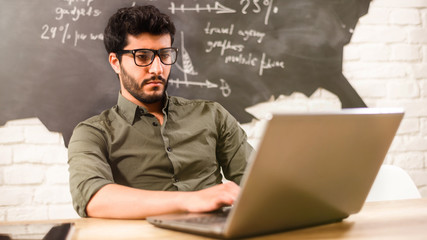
[104,5,176,54]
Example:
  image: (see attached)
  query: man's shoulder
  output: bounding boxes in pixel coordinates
[76,106,118,130]
[168,96,234,122]
[69,107,118,147]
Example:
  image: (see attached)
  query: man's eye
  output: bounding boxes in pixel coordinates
[160,53,170,59]
[136,54,151,61]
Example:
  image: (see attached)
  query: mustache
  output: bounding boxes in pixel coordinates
[141,75,166,86]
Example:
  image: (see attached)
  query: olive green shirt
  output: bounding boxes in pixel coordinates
[68,93,253,217]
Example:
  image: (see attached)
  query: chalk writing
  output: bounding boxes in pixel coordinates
[55,5,101,21]
[223,51,285,76]
[237,29,265,43]
[172,31,232,97]
[175,31,198,93]
[169,78,231,97]
[263,0,279,25]
[170,0,278,25]
[39,0,285,98]
[239,0,278,25]
[220,79,231,97]
[199,20,282,76]
[41,23,103,47]
[40,0,103,47]
[204,22,234,36]
[206,40,245,56]
[41,23,72,44]
[240,0,259,14]
[176,48,198,76]
[74,30,103,47]
[170,79,216,88]
[168,0,285,92]
[169,2,236,14]
[259,53,285,76]
[224,53,258,67]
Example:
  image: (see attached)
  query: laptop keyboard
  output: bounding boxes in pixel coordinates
[183,216,226,224]
[181,207,231,225]
[183,214,227,224]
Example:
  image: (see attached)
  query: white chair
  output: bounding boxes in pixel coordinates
[366,164,421,202]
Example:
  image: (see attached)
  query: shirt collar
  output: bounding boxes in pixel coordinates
[117,92,170,125]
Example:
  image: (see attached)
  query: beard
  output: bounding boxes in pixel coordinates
[120,65,169,104]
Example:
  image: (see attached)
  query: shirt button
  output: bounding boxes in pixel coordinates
[167,146,172,152]
[172,176,179,182]
[152,122,158,126]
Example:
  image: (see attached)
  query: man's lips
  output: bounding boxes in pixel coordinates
[146,80,163,84]
[141,76,165,87]
[145,81,164,87]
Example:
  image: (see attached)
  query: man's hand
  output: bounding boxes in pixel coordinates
[183,181,241,213]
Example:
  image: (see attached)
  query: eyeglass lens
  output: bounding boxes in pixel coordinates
[134,48,177,66]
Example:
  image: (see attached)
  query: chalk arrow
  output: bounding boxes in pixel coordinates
[214,2,236,14]
[169,2,236,14]
[205,79,218,88]
[169,78,219,89]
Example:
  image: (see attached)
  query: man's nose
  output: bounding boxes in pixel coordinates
[148,56,164,75]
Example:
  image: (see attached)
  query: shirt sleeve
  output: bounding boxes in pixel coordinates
[215,103,254,184]
[67,120,114,217]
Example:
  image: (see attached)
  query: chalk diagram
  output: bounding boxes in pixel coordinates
[170,31,232,98]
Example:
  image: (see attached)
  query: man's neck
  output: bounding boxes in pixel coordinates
[121,91,166,124]
[140,100,163,114]
[144,101,164,125]
[137,97,166,125]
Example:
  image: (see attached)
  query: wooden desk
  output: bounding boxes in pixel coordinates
[2,199,427,239]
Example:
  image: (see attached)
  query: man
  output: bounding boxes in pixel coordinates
[68,5,253,219]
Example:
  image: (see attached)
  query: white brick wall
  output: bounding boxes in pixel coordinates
[0,119,79,221]
[347,0,427,198]
[0,0,426,221]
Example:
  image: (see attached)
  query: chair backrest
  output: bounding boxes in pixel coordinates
[366,164,421,202]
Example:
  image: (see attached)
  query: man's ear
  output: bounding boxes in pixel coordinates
[109,52,121,74]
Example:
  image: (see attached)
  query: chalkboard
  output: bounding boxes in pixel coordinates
[0,0,371,146]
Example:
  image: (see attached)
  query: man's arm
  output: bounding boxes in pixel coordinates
[215,103,254,184]
[86,181,240,219]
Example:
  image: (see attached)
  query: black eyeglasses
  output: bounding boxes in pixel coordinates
[116,47,178,67]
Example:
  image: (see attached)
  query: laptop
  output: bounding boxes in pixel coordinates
[147,108,404,239]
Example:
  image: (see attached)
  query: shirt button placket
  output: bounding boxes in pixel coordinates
[161,126,179,187]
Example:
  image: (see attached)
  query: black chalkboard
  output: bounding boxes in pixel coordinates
[0,0,371,146]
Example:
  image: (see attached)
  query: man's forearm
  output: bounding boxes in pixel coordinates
[86,182,239,219]
[86,184,187,219]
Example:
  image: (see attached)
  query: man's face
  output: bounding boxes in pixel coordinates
[110,33,172,106]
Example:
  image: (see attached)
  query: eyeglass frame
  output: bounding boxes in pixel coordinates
[116,47,179,67]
